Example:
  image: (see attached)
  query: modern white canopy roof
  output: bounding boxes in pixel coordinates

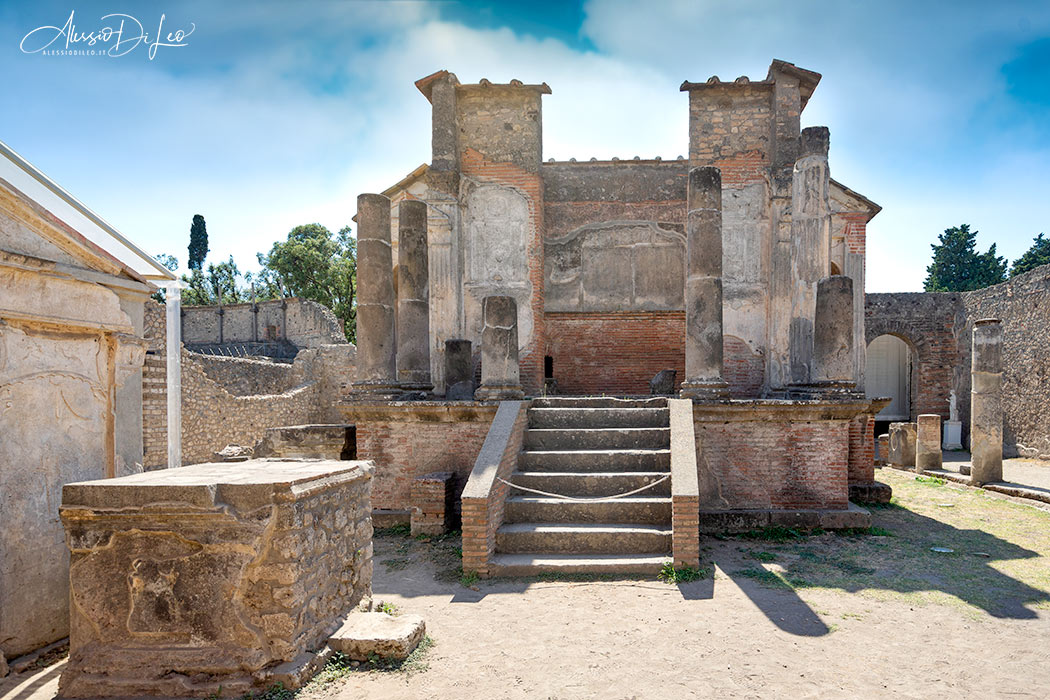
[0,139,177,282]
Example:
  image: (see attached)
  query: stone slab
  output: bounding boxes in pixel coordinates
[329,613,425,661]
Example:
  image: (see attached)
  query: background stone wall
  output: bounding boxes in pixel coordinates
[180,298,345,349]
[866,263,1050,458]
[959,265,1050,458]
[143,302,356,468]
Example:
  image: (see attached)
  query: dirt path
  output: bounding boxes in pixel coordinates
[6,469,1050,700]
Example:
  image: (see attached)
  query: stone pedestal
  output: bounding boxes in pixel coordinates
[942,420,962,450]
[811,276,859,394]
[352,193,399,397]
[680,166,728,400]
[876,434,889,464]
[444,338,474,400]
[474,296,524,400]
[59,459,375,698]
[396,199,433,391]
[970,318,1003,485]
[916,414,942,472]
[888,422,916,467]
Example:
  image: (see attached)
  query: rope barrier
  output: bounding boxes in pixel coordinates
[496,473,670,502]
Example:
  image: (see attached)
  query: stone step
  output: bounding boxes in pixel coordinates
[507,471,671,497]
[487,553,669,576]
[523,428,670,451]
[519,449,670,472]
[496,522,672,554]
[504,496,672,524]
[527,407,669,429]
[531,397,667,409]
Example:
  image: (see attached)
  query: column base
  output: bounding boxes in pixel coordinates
[679,379,729,400]
[474,384,524,401]
[350,379,401,399]
[399,381,435,393]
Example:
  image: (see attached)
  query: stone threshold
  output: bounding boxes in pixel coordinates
[699,503,870,532]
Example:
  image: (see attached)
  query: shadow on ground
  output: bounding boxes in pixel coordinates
[371,473,1050,638]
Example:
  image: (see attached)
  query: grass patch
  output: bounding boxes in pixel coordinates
[738,525,822,542]
[834,526,894,537]
[746,549,778,562]
[459,569,480,587]
[374,523,411,537]
[915,476,947,486]
[736,567,800,589]
[658,562,708,583]
[375,601,399,615]
[380,557,411,571]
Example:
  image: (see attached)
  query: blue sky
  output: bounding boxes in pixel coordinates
[1,0,1048,291]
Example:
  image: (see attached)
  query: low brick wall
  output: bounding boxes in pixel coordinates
[668,399,700,569]
[340,402,497,514]
[693,400,875,530]
[460,401,529,576]
[59,459,374,698]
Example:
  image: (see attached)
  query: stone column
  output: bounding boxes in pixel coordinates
[680,166,728,400]
[396,200,432,391]
[444,339,474,400]
[788,127,831,386]
[474,296,524,400]
[351,193,399,397]
[916,414,942,472]
[811,275,856,391]
[970,318,1003,485]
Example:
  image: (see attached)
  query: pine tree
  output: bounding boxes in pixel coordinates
[188,214,209,271]
[923,224,1007,292]
[1010,233,1050,277]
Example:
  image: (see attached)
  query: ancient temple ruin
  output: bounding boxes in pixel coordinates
[341,60,890,576]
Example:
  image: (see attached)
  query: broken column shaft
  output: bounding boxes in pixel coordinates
[970,318,1003,485]
[680,166,728,400]
[811,275,857,391]
[788,127,832,386]
[351,193,399,397]
[444,339,474,400]
[474,296,524,400]
[396,199,432,391]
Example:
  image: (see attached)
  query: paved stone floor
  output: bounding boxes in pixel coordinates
[932,451,1050,503]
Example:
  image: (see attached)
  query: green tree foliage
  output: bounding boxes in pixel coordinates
[180,256,248,306]
[188,214,209,271]
[149,253,179,303]
[258,223,357,341]
[923,224,1007,292]
[1010,233,1050,278]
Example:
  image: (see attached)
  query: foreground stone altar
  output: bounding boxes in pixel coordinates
[59,459,374,698]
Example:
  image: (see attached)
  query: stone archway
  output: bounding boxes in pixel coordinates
[865,333,912,420]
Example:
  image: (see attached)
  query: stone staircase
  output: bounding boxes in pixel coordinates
[489,397,673,576]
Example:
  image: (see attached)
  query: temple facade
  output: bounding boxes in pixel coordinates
[379,60,880,398]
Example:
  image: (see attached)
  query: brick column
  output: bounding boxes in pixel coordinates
[680,166,728,400]
[970,319,1003,485]
[396,199,432,391]
[352,193,399,397]
[916,414,942,471]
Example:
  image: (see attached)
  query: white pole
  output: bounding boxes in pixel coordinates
[164,281,183,468]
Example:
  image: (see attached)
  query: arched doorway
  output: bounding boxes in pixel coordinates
[865,334,911,421]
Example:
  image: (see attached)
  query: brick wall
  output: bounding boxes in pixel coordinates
[355,418,493,512]
[865,292,963,421]
[696,417,849,510]
[848,414,875,484]
[545,311,685,395]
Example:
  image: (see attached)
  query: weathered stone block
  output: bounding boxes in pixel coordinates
[887,422,916,467]
[254,424,356,460]
[328,612,425,661]
[59,459,375,698]
[916,414,942,471]
[650,369,677,395]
